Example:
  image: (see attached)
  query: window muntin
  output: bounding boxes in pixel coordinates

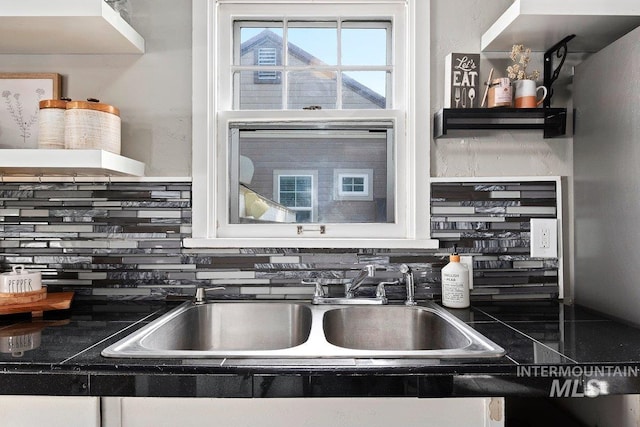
[233,19,391,110]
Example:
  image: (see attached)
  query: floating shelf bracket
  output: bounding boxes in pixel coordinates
[543,34,576,109]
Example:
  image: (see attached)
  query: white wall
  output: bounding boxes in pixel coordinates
[1,0,193,176]
[1,0,575,180]
[573,25,640,322]
[430,0,574,178]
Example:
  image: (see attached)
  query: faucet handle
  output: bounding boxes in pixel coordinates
[375,280,398,299]
[301,279,326,298]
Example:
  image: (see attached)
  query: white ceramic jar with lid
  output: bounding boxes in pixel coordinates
[37,98,69,149]
[64,98,121,154]
[0,265,42,294]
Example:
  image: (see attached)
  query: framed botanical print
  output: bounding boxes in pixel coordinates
[0,73,62,149]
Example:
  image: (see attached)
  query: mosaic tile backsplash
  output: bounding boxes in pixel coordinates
[0,179,559,301]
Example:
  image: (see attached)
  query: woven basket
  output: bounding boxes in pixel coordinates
[37,99,68,149]
[64,100,121,154]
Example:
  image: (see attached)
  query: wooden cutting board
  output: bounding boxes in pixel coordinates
[0,288,47,306]
[0,292,74,317]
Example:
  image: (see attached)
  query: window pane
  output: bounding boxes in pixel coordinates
[238,26,283,65]
[288,71,337,110]
[279,192,296,206]
[238,71,283,109]
[295,176,312,192]
[297,193,312,207]
[341,27,388,66]
[295,211,312,223]
[280,177,296,191]
[230,123,394,224]
[342,71,387,109]
[287,24,337,65]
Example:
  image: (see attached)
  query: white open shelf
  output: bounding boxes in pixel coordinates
[482,0,640,52]
[0,149,145,177]
[0,0,144,54]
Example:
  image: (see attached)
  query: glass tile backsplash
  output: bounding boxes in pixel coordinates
[0,179,559,301]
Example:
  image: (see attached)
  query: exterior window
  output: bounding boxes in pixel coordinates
[335,169,373,200]
[189,0,434,247]
[275,172,316,222]
[236,20,390,110]
[342,176,365,193]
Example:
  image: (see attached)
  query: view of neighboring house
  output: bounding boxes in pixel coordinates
[238,29,386,110]
[234,30,393,224]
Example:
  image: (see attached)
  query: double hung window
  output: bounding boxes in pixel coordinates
[188,0,434,247]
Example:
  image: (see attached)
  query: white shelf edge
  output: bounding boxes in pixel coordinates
[0,149,146,177]
[481,0,640,52]
[0,0,144,54]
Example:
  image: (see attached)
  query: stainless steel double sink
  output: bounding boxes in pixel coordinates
[102,301,504,359]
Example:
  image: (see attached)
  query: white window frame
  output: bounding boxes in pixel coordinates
[187,0,436,248]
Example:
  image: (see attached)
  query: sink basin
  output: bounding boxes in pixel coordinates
[323,306,471,351]
[102,301,504,359]
[140,303,312,351]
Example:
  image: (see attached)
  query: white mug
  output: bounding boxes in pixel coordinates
[513,80,547,108]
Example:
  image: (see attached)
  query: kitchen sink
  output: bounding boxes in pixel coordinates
[322,306,471,351]
[102,301,504,359]
[139,302,312,351]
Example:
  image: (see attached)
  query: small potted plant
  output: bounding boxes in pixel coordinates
[508,44,547,108]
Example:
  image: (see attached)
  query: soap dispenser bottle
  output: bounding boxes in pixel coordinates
[441,246,470,308]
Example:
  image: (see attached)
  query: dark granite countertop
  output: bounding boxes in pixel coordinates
[1,300,640,398]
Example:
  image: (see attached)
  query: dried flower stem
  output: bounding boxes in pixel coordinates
[507,44,540,81]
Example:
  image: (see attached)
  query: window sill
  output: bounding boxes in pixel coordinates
[183,238,439,249]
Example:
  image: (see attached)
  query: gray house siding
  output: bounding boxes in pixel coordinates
[239,30,385,110]
[240,136,390,223]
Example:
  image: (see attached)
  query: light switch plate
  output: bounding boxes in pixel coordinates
[530,218,558,258]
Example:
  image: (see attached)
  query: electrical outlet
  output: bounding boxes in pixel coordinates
[530,218,558,258]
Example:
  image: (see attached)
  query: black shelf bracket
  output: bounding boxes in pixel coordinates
[543,34,576,109]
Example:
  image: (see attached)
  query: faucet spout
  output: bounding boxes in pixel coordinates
[345,264,376,298]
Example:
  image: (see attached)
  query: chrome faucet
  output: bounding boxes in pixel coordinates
[345,264,377,298]
[400,264,417,306]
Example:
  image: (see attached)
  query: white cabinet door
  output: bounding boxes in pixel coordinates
[0,396,100,427]
[103,396,504,427]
